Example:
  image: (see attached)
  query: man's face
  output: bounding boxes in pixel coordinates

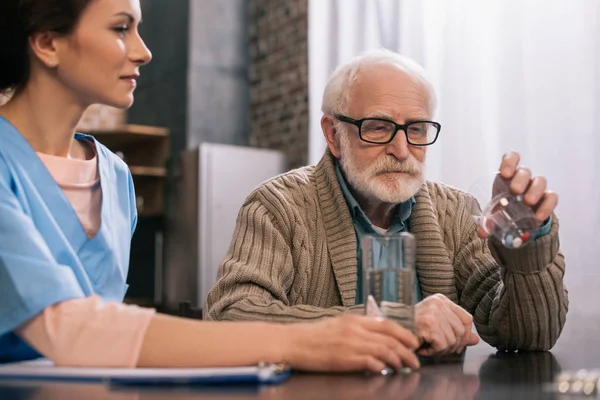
[337,64,430,204]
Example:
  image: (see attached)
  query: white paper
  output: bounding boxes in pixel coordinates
[0,359,272,381]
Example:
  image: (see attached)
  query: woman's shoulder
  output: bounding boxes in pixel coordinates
[0,119,23,184]
[76,133,131,178]
[0,151,11,182]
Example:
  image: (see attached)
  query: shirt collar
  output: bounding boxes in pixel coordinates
[334,159,415,234]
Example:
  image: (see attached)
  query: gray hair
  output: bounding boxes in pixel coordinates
[321,48,437,117]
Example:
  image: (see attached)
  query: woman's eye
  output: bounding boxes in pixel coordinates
[113,26,129,36]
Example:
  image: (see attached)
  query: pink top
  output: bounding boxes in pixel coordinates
[36,146,101,238]
[16,143,155,367]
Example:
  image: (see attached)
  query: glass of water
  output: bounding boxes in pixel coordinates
[362,232,417,333]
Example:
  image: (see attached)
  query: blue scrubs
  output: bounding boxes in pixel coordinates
[0,116,137,363]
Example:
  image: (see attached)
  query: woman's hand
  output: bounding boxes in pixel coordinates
[283,314,420,373]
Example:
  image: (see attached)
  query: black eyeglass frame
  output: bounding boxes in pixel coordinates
[334,114,441,146]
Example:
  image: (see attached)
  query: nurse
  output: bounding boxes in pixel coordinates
[0,0,420,372]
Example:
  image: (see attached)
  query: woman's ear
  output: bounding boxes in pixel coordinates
[28,31,61,68]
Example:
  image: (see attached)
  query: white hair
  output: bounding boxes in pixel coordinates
[321,48,437,117]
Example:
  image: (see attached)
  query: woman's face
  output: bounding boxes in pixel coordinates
[52,0,152,108]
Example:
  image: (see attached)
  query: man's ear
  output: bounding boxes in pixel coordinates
[321,114,342,158]
[29,31,61,68]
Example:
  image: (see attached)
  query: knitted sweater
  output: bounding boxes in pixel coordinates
[205,151,568,351]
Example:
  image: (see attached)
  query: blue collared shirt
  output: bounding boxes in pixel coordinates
[334,161,422,305]
[0,116,137,363]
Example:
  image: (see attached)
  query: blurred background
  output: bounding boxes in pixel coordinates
[92,0,598,325]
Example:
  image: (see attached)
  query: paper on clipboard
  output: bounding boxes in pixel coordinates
[0,359,292,386]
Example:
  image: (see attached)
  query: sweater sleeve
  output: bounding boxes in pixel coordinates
[16,295,155,367]
[452,191,568,351]
[204,195,363,322]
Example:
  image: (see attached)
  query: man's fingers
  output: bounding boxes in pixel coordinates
[441,303,465,353]
[446,301,474,325]
[442,298,477,354]
[417,344,442,357]
[534,191,558,222]
[415,295,479,356]
[458,322,473,352]
[439,315,457,355]
[509,167,532,194]
[476,225,489,238]
[424,329,450,355]
[499,151,520,178]
[457,327,480,353]
[524,176,547,205]
[466,330,480,346]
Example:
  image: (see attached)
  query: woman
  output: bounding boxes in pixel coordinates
[0,0,420,372]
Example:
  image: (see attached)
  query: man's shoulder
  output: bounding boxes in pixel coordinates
[250,164,319,202]
[421,180,474,203]
[238,164,323,229]
[418,180,479,231]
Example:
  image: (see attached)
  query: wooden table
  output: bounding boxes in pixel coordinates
[1,313,597,399]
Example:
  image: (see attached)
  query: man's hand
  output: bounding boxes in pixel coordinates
[415,294,480,357]
[478,150,558,239]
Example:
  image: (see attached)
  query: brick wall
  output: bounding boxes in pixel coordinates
[248,0,309,169]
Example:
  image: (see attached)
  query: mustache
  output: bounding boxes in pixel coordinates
[369,157,422,175]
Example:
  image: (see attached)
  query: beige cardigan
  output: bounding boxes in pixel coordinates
[205,152,568,351]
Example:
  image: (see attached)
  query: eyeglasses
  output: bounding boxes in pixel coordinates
[334,114,441,146]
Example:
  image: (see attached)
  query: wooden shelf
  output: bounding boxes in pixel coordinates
[107,124,168,135]
[80,123,170,216]
[84,124,169,136]
[129,166,167,177]
[83,124,169,149]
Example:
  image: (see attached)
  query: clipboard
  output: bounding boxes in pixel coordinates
[0,359,292,386]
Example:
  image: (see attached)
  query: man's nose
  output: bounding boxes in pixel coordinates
[384,129,411,160]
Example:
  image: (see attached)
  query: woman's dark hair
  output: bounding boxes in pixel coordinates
[0,0,93,93]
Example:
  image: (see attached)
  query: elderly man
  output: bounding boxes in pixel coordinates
[205,49,567,356]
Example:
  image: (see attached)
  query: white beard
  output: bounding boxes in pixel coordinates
[338,133,425,204]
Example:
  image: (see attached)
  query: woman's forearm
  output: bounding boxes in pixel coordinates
[136,313,292,368]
